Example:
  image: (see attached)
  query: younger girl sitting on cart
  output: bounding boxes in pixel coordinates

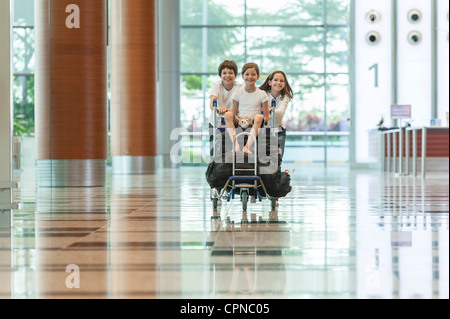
[224,62,270,154]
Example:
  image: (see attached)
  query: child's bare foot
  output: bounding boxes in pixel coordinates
[235,143,241,153]
[243,145,253,154]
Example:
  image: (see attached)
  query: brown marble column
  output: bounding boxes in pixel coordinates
[35,0,108,186]
[0,0,13,295]
[110,0,158,174]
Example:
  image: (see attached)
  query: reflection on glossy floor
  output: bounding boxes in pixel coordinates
[1,161,448,299]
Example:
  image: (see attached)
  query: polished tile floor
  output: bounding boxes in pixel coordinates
[1,159,448,299]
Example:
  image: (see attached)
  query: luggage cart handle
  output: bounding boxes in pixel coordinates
[213,99,218,157]
[263,99,277,135]
[270,99,276,135]
[271,98,276,122]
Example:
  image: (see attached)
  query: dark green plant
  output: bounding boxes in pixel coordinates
[13,75,34,136]
[13,114,31,136]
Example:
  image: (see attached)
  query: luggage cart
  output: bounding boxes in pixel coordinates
[212,132,278,211]
[210,99,278,211]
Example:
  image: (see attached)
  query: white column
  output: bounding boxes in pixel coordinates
[354,0,392,164]
[158,0,180,167]
[437,0,449,126]
[397,0,432,127]
[0,0,13,229]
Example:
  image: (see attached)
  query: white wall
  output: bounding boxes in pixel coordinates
[354,0,392,164]
[353,0,449,164]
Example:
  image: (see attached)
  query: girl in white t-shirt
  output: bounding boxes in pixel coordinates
[224,62,269,154]
[259,70,294,158]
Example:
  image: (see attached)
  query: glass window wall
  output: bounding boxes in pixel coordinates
[180,0,351,165]
[12,0,35,138]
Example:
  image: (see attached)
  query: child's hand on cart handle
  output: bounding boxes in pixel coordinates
[216,107,228,114]
[285,169,295,174]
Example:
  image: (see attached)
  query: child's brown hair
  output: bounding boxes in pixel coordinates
[259,70,294,100]
[218,60,238,77]
[241,62,260,76]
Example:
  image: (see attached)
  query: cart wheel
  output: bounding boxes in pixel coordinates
[271,198,277,209]
[212,197,218,209]
[241,190,248,211]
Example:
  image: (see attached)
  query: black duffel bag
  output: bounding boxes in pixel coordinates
[205,132,291,198]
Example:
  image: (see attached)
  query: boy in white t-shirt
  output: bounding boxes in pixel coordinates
[224,62,269,154]
[209,60,243,156]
